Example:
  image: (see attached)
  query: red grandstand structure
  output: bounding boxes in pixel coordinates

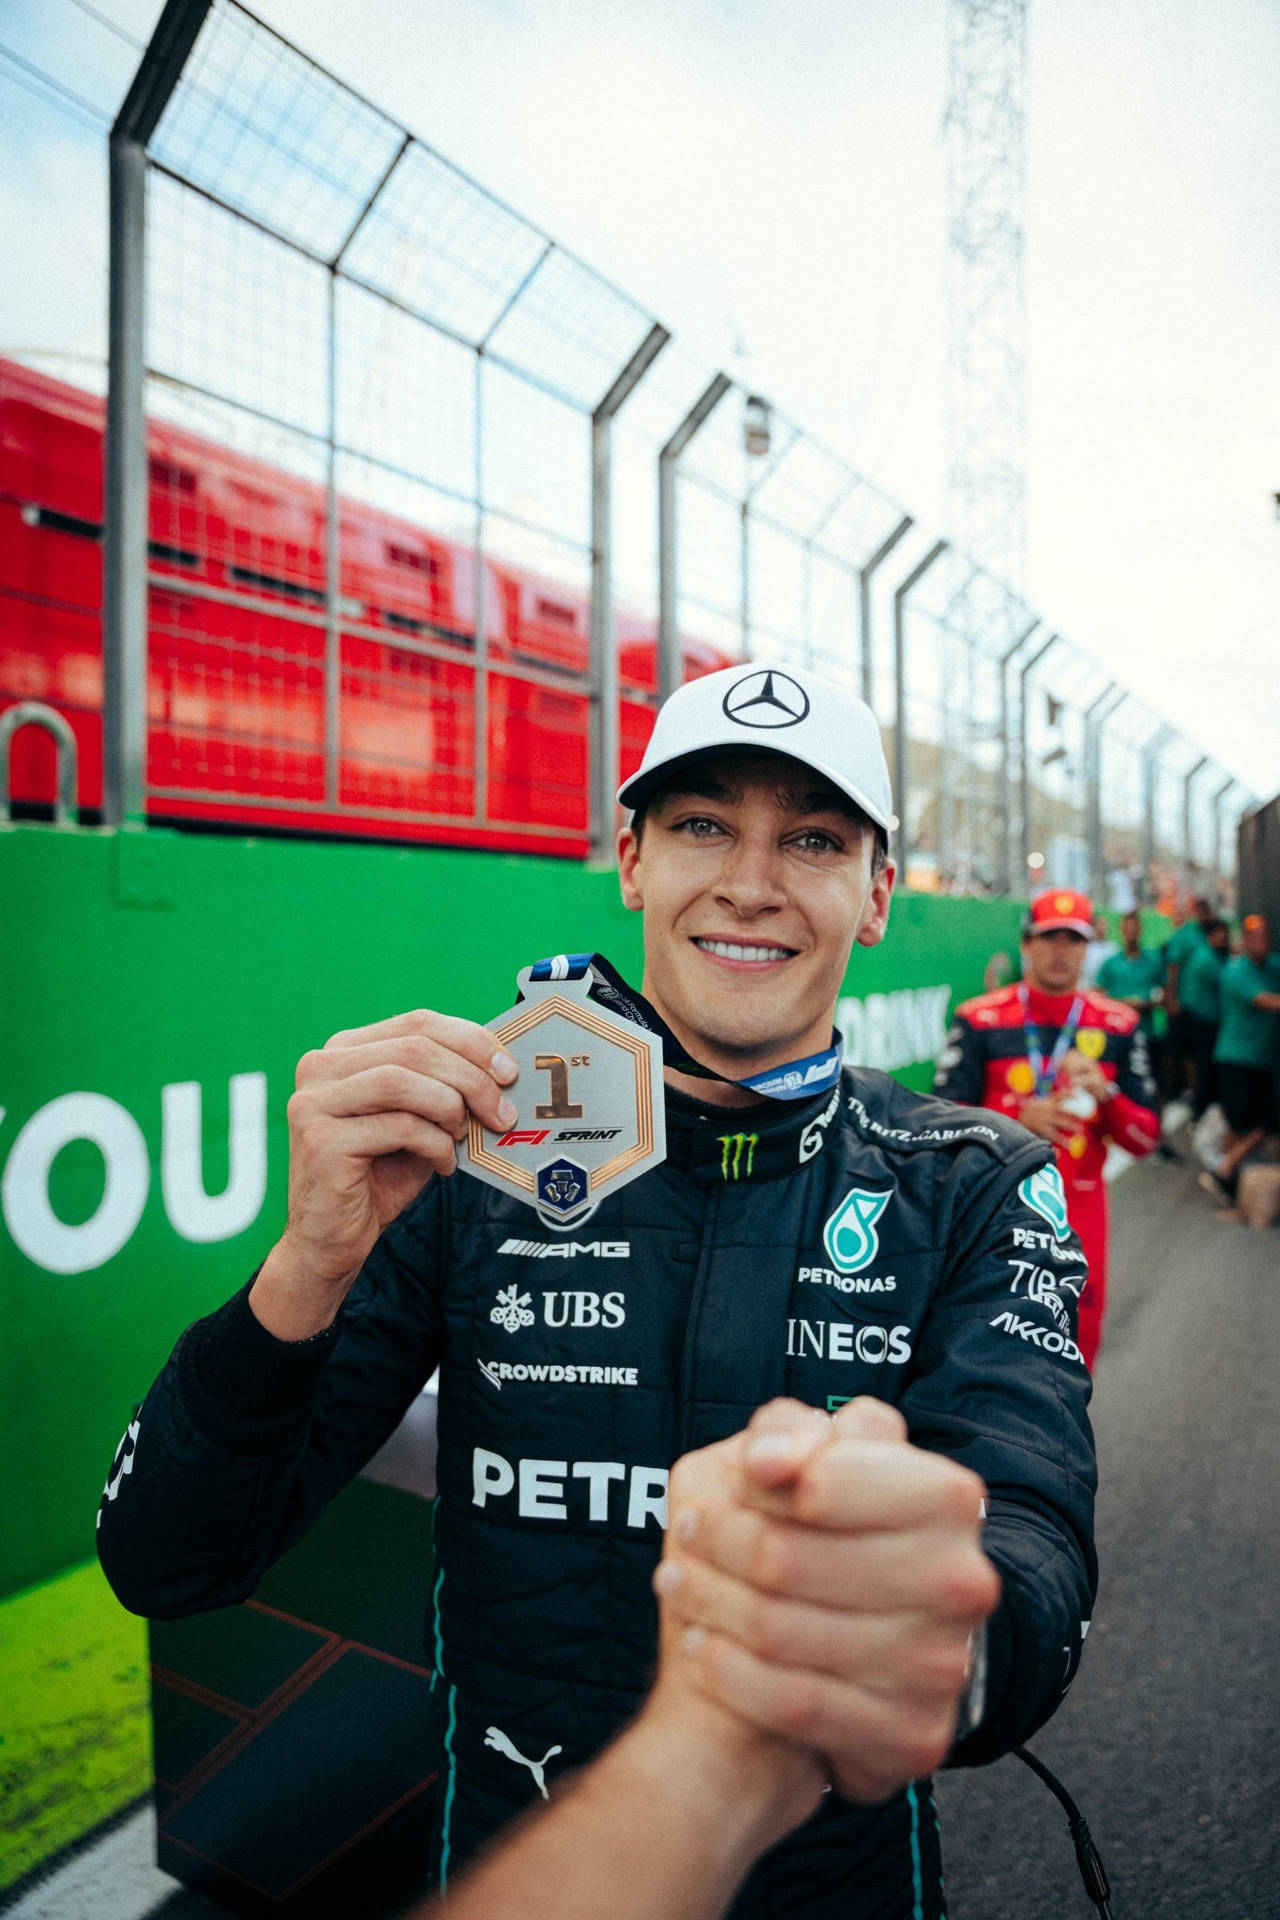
[0,358,731,855]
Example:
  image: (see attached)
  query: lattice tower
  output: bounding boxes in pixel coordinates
[941,0,1030,887]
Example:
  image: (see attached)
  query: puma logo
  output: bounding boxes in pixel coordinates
[484,1724,563,1800]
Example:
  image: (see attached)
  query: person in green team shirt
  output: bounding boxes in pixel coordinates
[1097,911,1165,1037]
[1203,914,1280,1202]
[1178,917,1231,1119]
[1162,897,1213,1102]
[1098,911,1168,1141]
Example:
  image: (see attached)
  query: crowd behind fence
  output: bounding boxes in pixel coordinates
[83,0,1258,903]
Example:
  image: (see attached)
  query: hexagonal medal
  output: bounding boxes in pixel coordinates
[463,964,666,1229]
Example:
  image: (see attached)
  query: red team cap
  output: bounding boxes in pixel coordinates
[1026,888,1095,938]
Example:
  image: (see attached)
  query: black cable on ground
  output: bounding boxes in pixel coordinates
[1012,1745,1115,1918]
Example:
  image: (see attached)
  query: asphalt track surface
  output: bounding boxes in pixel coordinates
[7,1156,1278,1920]
[936,1154,1280,1919]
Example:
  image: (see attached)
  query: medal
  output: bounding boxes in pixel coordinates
[463,963,666,1230]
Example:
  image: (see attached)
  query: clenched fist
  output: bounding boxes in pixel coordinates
[655,1397,999,1804]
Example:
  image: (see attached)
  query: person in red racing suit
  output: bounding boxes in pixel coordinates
[933,887,1159,1367]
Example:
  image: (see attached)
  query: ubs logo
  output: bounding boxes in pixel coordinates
[721,668,809,729]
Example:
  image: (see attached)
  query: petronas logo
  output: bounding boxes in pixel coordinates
[718,1132,759,1180]
[1018,1165,1071,1242]
[823,1188,892,1274]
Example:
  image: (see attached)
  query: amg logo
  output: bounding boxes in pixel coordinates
[990,1311,1082,1362]
[554,1128,623,1141]
[785,1320,912,1365]
[498,1239,630,1259]
[472,1447,667,1529]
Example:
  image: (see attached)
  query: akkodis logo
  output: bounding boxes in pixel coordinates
[822,1188,892,1274]
[1018,1165,1071,1243]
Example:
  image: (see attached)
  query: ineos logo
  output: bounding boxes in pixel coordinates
[721,668,809,729]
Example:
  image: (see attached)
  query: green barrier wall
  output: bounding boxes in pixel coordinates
[2,824,1024,1598]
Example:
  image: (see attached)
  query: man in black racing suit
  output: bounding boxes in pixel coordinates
[97,663,1096,1920]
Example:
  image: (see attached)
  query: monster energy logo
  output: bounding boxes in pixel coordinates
[718,1132,759,1180]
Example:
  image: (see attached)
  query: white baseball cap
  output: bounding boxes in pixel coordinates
[617,662,894,834]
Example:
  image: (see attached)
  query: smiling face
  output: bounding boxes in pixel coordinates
[616,752,893,1103]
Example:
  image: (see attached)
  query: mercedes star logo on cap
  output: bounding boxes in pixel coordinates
[721,668,810,729]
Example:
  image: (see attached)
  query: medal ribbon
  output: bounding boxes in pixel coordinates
[1017,986,1086,1097]
[525,953,844,1102]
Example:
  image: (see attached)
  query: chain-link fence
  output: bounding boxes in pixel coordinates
[86,0,1255,898]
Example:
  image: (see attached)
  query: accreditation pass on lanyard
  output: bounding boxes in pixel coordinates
[1017,986,1086,1097]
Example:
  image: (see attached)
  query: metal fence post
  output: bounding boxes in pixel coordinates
[799,476,858,677]
[657,375,732,704]
[891,539,948,880]
[104,0,213,827]
[996,617,1040,893]
[1211,776,1235,891]
[739,423,797,659]
[588,323,669,859]
[323,272,342,809]
[1082,683,1119,902]
[1141,726,1173,886]
[1182,755,1208,890]
[323,138,412,821]
[1017,632,1059,886]
[857,513,913,710]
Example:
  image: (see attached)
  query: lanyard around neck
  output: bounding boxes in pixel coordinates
[525,953,845,1102]
[1017,985,1086,1097]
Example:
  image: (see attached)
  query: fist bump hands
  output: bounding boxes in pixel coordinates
[653,1397,1000,1805]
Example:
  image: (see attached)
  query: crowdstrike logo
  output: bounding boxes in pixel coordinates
[721,667,810,729]
[823,1188,892,1272]
[479,1358,639,1389]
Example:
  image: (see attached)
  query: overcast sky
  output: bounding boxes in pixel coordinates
[2,0,1276,800]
